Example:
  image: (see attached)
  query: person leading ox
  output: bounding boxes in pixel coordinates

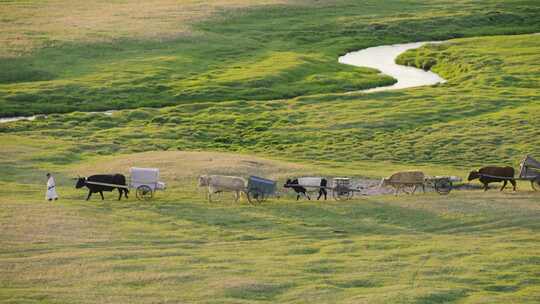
[45,173,59,201]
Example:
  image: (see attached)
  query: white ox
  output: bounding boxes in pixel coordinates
[198,175,247,202]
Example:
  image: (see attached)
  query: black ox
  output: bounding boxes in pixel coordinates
[284,178,327,201]
[76,174,129,200]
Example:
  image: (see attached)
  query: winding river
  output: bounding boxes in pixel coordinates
[0,41,445,124]
[0,110,115,124]
[338,41,445,92]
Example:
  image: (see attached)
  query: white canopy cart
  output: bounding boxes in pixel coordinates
[130,167,166,200]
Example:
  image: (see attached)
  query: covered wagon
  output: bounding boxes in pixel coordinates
[332,177,354,200]
[130,167,166,200]
[424,176,461,195]
[519,155,540,191]
[246,176,277,204]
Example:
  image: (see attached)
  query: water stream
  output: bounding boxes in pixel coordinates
[338,41,445,92]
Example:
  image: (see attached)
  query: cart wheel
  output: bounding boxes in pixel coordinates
[247,189,265,204]
[435,179,453,195]
[332,188,352,200]
[136,185,153,200]
[531,179,540,191]
[401,184,418,194]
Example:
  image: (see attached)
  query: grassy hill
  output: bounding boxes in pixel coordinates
[2,33,539,169]
[1,0,540,116]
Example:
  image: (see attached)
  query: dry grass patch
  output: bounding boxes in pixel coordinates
[0,0,296,56]
[69,150,312,187]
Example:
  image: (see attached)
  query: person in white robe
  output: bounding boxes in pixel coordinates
[46,173,58,201]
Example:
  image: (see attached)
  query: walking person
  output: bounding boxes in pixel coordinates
[46,173,58,201]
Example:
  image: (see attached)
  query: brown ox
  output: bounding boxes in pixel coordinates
[380,171,425,195]
[467,166,516,191]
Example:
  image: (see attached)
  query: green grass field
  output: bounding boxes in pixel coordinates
[1,0,540,116]
[1,0,540,303]
[1,148,539,303]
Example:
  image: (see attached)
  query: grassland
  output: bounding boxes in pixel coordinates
[1,0,540,303]
[1,0,540,116]
[1,149,539,303]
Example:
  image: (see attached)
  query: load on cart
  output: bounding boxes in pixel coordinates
[130,167,166,200]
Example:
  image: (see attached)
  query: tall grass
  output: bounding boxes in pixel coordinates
[0,0,291,57]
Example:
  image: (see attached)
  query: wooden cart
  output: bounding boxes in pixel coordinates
[246,176,277,204]
[331,178,355,200]
[518,155,540,191]
[424,176,462,195]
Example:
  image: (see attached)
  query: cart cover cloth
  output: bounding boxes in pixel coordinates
[46,176,58,200]
[431,176,462,182]
[298,177,324,187]
[248,176,276,195]
[520,155,540,178]
[131,167,160,189]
